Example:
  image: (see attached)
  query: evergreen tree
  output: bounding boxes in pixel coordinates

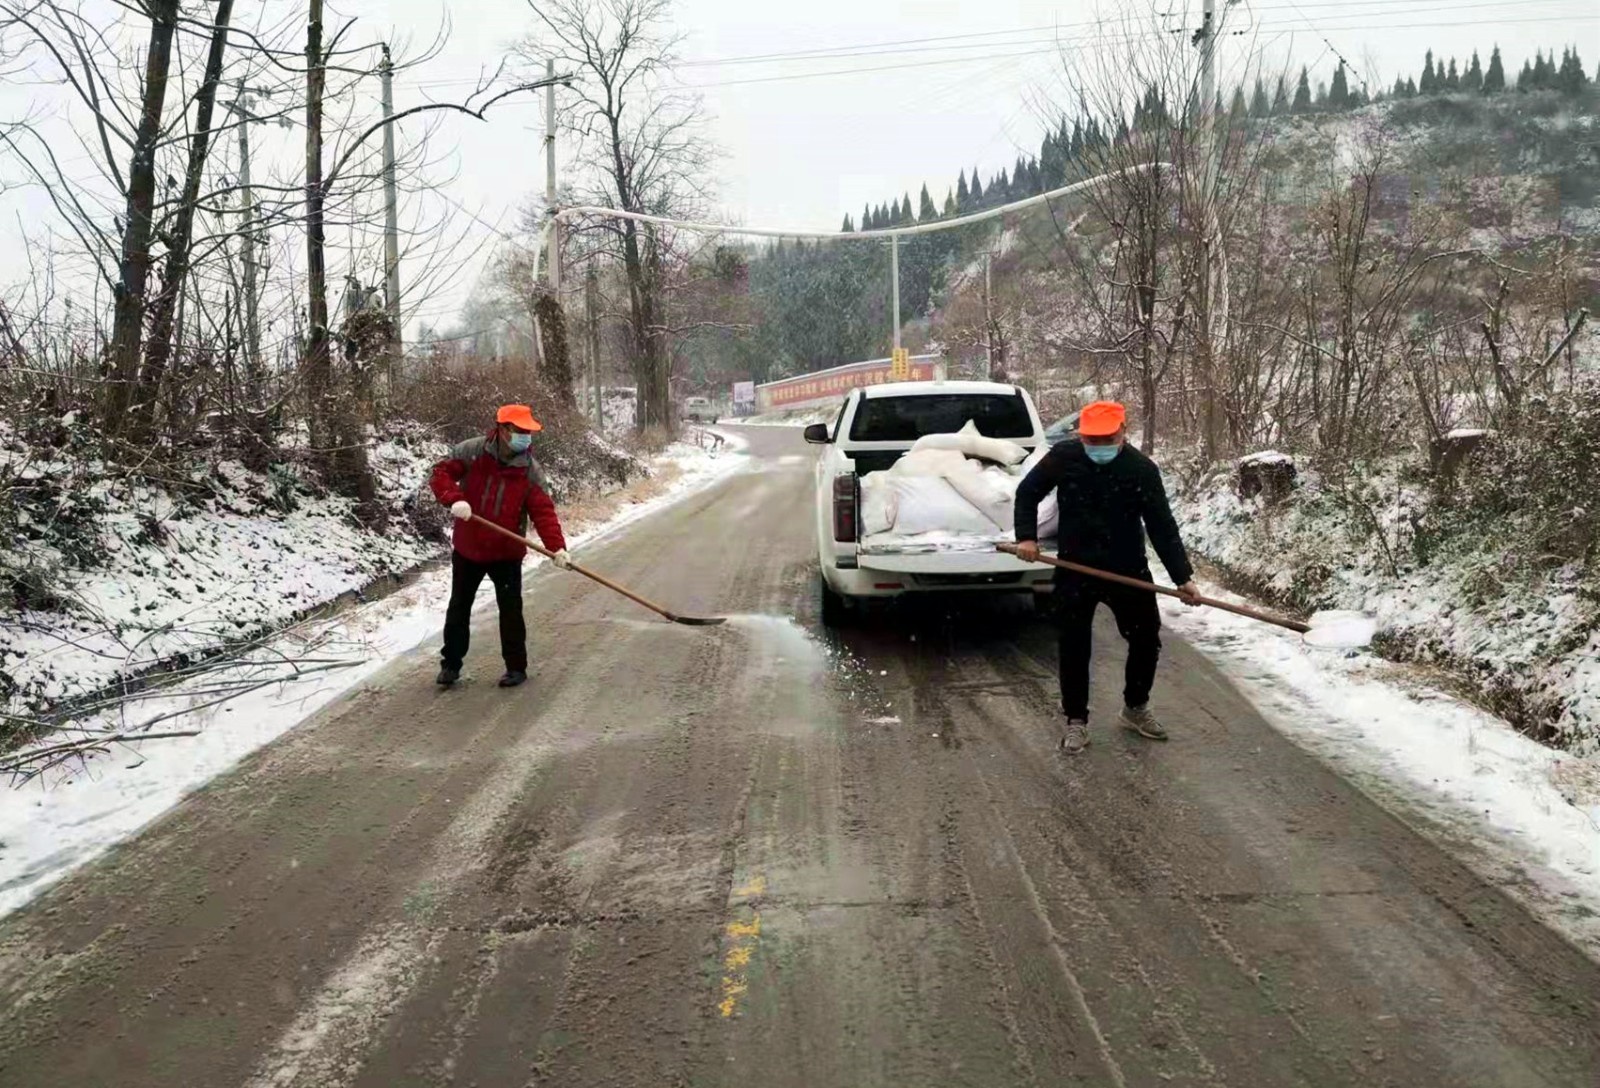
[1420,50,1436,93]
[1535,49,1556,88]
[943,189,957,217]
[876,203,889,228]
[970,171,983,204]
[1484,46,1507,92]
[841,213,854,233]
[956,170,971,210]
[862,203,872,231]
[1314,80,1329,110]
[902,192,913,221]
[1292,67,1312,113]
[1251,77,1271,117]
[993,169,1008,203]
[1329,63,1350,108]
[1069,120,1084,160]
[918,183,937,221]
[1465,50,1484,92]
[1392,76,1409,99]
[1040,133,1066,188]
[1517,57,1536,91]
[1445,57,1461,91]
[1559,47,1589,93]
[1272,75,1290,114]
[1013,154,1029,193]
[1230,85,1248,122]
[1405,77,1417,96]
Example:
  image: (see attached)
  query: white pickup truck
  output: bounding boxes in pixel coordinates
[805,379,1056,626]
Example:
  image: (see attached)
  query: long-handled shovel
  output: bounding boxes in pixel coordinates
[471,515,726,627]
[997,542,1310,634]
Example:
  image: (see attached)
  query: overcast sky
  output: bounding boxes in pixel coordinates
[1,0,1595,333]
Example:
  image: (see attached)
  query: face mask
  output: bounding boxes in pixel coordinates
[507,432,533,454]
[1084,443,1121,465]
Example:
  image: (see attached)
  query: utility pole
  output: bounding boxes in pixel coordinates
[983,251,994,378]
[232,81,261,386]
[379,44,402,383]
[1194,0,1220,456]
[890,233,901,352]
[586,266,602,430]
[545,57,560,296]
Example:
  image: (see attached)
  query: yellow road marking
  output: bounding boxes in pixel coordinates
[719,874,766,1018]
[725,916,761,940]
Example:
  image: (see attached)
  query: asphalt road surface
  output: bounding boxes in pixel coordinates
[2,426,1597,1088]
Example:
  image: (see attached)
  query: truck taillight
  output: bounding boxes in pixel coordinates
[833,473,859,543]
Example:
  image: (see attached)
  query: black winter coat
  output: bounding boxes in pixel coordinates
[1014,440,1194,585]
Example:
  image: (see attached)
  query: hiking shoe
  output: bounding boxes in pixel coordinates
[436,666,460,687]
[1121,704,1168,741]
[1059,718,1091,755]
[498,670,527,689]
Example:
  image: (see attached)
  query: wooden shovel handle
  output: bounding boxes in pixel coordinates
[997,543,1310,634]
[468,515,682,623]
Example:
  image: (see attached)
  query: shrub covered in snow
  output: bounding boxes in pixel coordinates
[1174,383,1600,750]
[1,379,646,745]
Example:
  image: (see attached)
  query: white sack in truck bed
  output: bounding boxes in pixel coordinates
[858,430,1058,541]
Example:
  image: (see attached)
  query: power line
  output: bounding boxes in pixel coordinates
[669,13,1595,91]
[400,0,1588,92]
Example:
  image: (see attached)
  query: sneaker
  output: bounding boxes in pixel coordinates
[436,666,460,688]
[498,670,527,689]
[1059,718,1091,755]
[1121,704,1168,741]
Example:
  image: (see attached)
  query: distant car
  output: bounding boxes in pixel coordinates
[684,396,713,423]
[1043,410,1080,446]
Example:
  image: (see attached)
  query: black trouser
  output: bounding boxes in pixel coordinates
[441,551,526,672]
[1056,570,1161,720]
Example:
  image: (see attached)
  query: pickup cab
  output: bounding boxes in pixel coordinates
[804,380,1056,626]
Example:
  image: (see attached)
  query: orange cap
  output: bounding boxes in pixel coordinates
[496,404,542,432]
[1078,401,1126,438]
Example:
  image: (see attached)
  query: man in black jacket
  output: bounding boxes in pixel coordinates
[1014,401,1201,753]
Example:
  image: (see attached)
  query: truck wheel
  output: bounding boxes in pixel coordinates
[820,575,853,628]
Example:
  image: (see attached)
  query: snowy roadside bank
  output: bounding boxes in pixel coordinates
[1155,574,1600,959]
[0,433,748,918]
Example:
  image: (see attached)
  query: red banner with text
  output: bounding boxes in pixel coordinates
[758,358,941,411]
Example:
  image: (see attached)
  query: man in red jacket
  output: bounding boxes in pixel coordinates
[429,404,572,689]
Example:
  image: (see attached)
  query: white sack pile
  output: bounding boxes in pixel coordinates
[860,421,1059,540]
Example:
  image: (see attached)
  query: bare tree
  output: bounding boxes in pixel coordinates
[520,0,713,432]
[104,0,181,430]
[133,0,237,443]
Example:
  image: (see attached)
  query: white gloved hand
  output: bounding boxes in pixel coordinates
[450,500,472,521]
[551,549,573,570]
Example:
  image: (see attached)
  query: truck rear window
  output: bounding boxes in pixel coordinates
[849,393,1033,442]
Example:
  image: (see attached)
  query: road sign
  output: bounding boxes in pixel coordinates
[732,381,755,405]
[890,348,910,380]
